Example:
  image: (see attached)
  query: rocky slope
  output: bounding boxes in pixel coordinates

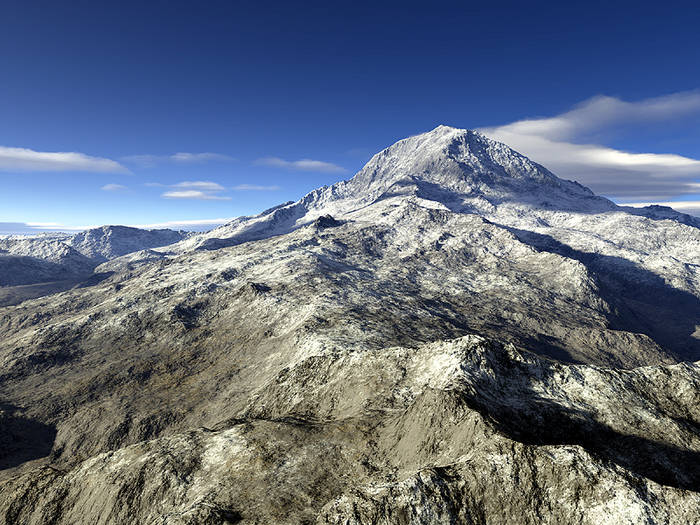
[0,126,699,523]
[2,336,699,524]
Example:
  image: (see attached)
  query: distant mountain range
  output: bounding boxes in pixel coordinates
[0,226,191,286]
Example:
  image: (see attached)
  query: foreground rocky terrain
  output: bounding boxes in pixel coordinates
[2,337,700,524]
[0,126,699,523]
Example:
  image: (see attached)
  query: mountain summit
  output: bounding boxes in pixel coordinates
[177,125,690,252]
[327,125,600,207]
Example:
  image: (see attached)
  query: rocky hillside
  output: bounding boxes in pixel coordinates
[0,126,699,523]
[2,336,699,524]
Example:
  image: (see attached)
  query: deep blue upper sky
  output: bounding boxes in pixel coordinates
[2,1,699,232]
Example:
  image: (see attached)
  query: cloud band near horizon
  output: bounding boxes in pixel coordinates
[255,157,347,174]
[479,90,700,201]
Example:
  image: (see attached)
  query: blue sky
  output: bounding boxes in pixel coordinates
[2,1,700,233]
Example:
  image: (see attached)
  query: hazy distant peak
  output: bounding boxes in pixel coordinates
[67,225,190,261]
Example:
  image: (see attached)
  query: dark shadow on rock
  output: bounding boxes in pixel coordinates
[215,508,242,523]
[0,256,95,287]
[411,174,700,231]
[504,227,700,362]
[505,332,579,364]
[172,301,209,330]
[458,353,700,491]
[464,391,700,491]
[0,403,56,470]
[73,271,115,289]
[314,215,343,229]
[0,279,85,307]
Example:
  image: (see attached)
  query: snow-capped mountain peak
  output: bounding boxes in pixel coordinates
[336,125,597,205]
[177,126,617,251]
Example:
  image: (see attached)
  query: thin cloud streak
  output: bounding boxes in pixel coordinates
[159,180,230,200]
[255,157,348,174]
[173,181,226,191]
[0,222,94,235]
[233,184,281,191]
[162,190,231,200]
[101,183,128,191]
[0,146,129,173]
[130,217,234,230]
[1,217,235,235]
[479,91,700,201]
[171,152,233,162]
[122,152,234,167]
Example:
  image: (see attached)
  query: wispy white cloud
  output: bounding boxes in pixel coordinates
[233,184,281,191]
[170,152,232,163]
[162,190,231,201]
[130,217,234,231]
[0,222,94,235]
[26,222,65,227]
[159,180,230,200]
[173,181,226,192]
[479,91,700,201]
[255,157,348,174]
[0,146,129,173]
[101,183,128,191]
[122,152,234,167]
[489,91,700,142]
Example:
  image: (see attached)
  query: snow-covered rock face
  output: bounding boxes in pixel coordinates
[154,125,700,363]
[173,126,697,268]
[0,238,96,287]
[1,125,700,523]
[336,125,596,206]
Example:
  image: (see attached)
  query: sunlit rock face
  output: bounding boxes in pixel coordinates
[1,127,699,524]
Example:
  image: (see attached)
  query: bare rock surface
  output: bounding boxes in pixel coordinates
[2,337,700,524]
[0,126,699,523]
